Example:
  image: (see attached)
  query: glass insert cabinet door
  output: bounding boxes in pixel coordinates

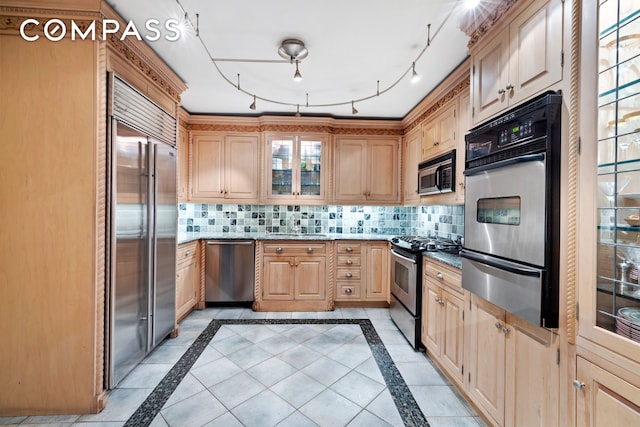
[267,135,325,200]
[596,0,640,344]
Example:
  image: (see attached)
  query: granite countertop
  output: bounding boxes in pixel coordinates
[422,251,462,270]
[177,231,395,245]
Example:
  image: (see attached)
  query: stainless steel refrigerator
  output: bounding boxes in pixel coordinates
[107,76,177,388]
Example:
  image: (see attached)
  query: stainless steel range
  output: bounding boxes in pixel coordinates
[389,236,461,350]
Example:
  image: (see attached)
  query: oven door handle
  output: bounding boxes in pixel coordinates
[391,249,417,264]
[463,153,545,176]
[459,249,541,277]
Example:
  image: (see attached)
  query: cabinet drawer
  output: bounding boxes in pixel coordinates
[336,282,361,299]
[263,242,326,255]
[336,243,361,254]
[336,269,361,280]
[423,259,461,292]
[177,241,198,266]
[337,255,361,267]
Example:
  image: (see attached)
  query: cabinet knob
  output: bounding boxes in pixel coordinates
[572,380,586,390]
[498,88,505,95]
[502,327,510,335]
[505,84,514,91]
[346,247,353,252]
[276,247,283,253]
[345,273,353,278]
[345,288,353,294]
[436,272,444,280]
[307,247,313,253]
[185,251,190,256]
[495,322,502,329]
[346,259,353,265]
[459,182,465,189]
[434,141,439,146]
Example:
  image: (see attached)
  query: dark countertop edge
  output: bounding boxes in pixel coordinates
[422,251,462,270]
[177,233,396,245]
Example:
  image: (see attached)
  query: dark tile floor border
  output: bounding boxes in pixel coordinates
[123,318,428,427]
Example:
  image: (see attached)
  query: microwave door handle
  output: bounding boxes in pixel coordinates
[459,249,541,277]
[435,165,442,191]
[464,153,545,176]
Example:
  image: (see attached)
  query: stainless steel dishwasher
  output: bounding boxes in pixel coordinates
[205,240,255,305]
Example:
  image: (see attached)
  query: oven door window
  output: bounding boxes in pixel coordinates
[395,262,410,293]
[477,196,521,225]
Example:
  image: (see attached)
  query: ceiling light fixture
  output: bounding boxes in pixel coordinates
[176,0,459,116]
[249,95,256,110]
[464,0,480,10]
[411,62,421,83]
[293,60,303,82]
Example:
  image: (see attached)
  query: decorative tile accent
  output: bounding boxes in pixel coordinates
[178,203,464,241]
[123,319,428,427]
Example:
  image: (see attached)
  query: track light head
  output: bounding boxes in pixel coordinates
[249,95,256,110]
[293,61,303,82]
[411,62,421,83]
[352,101,358,115]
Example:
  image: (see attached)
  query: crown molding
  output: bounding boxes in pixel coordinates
[461,0,520,50]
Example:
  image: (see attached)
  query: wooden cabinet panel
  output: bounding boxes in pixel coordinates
[576,357,640,427]
[365,242,389,301]
[295,257,326,300]
[456,92,470,202]
[262,256,295,300]
[423,282,442,353]
[226,135,259,200]
[403,127,421,204]
[176,241,199,322]
[421,120,438,160]
[177,124,189,201]
[191,133,224,199]
[334,139,367,202]
[368,139,399,202]
[421,103,457,161]
[441,289,464,386]
[467,295,506,427]
[471,0,563,125]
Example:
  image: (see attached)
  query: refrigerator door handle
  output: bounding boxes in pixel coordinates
[146,140,155,351]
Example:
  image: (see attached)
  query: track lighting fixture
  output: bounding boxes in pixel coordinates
[411,62,421,83]
[464,0,480,10]
[295,104,301,117]
[352,101,358,115]
[249,95,256,110]
[293,61,302,82]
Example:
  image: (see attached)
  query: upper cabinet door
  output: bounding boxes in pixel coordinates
[403,127,422,204]
[225,135,259,200]
[191,133,224,200]
[368,139,399,202]
[334,138,368,203]
[472,30,510,124]
[267,137,296,199]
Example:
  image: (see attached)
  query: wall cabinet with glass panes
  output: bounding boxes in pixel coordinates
[577,0,640,423]
[264,134,329,204]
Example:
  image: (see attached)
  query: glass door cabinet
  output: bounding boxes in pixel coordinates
[596,0,640,345]
[266,135,326,203]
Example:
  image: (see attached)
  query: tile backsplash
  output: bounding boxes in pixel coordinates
[179,203,464,241]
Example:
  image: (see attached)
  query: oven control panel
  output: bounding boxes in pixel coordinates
[498,118,534,146]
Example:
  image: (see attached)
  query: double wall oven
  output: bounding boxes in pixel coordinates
[461,91,562,328]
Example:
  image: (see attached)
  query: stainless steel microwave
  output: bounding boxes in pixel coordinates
[418,149,456,196]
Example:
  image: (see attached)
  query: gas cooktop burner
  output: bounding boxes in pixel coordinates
[390,235,461,254]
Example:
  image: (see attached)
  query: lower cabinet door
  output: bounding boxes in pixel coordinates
[295,256,326,300]
[440,289,464,387]
[263,256,295,300]
[176,259,198,321]
[576,356,640,427]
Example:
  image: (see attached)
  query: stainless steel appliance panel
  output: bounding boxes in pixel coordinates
[418,149,455,196]
[464,156,546,266]
[111,125,150,386]
[390,249,418,315]
[461,250,544,325]
[151,141,177,346]
[205,240,255,302]
[390,294,418,348]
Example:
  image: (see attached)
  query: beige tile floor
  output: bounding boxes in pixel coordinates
[0,307,483,427]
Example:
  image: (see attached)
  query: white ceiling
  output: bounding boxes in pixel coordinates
[105,0,473,119]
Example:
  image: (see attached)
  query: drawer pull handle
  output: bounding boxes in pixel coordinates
[346,247,353,252]
[345,288,353,294]
[345,273,353,278]
[346,260,353,265]
[276,247,283,253]
[436,272,443,279]
[307,247,313,253]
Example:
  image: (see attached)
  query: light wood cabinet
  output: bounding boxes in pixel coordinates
[421,102,457,160]
[190,132,259,202]
[176,241,200,322]
[177,123,189,201]
[466,294,560,427]
[471,0,563,124]
[257,242,330,311]
[264,133,328,204]
[455,92,471,202]
[422,259,465,388]
[403,126,422,204]
[334,241,389,302]
[334,137,399,204]
[575,357,640,426]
